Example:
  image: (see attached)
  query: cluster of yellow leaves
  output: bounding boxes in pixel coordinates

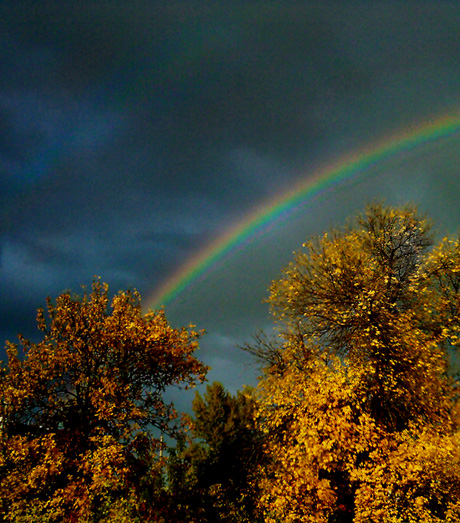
[0,280,208,522]
[255,350,460,522]
[353,427,460,523]
[255,355,380,522]
[254,204,460,522]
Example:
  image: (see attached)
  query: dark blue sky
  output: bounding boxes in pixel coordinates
[2,2,460,401]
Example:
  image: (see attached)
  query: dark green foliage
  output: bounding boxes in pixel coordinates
[167,382,263,522]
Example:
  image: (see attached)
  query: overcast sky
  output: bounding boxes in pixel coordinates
[2,2,460,406]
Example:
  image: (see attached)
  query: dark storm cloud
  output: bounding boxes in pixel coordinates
[2,2,460,393]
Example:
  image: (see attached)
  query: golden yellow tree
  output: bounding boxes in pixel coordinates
[0,280,208,522]
[254,204,460,523]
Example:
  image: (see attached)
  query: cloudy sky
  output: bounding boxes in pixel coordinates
[2,2,460,404]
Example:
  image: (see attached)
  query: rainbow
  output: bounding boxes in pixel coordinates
[148,114,460,309]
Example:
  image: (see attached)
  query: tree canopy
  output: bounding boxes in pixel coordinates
[253,203,460,522]
[0,280,207,522]
[167,381,262,523]
[4,204,460,522]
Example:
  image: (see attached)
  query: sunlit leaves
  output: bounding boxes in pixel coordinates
[353,427,460,523]
[0,279,208,521]
[254,204,460,522]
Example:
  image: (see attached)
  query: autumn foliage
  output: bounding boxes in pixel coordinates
[3,204,460,522]
[0,280,207,522]
[253,204,460,522]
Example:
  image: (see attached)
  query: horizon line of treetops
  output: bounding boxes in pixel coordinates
[2,202,460,522]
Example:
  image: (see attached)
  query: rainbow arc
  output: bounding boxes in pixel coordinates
[148,114,460,309]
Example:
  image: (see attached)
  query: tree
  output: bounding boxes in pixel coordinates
[253,204,460,522]
[167,382,263,522]
[0,280,208,522]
